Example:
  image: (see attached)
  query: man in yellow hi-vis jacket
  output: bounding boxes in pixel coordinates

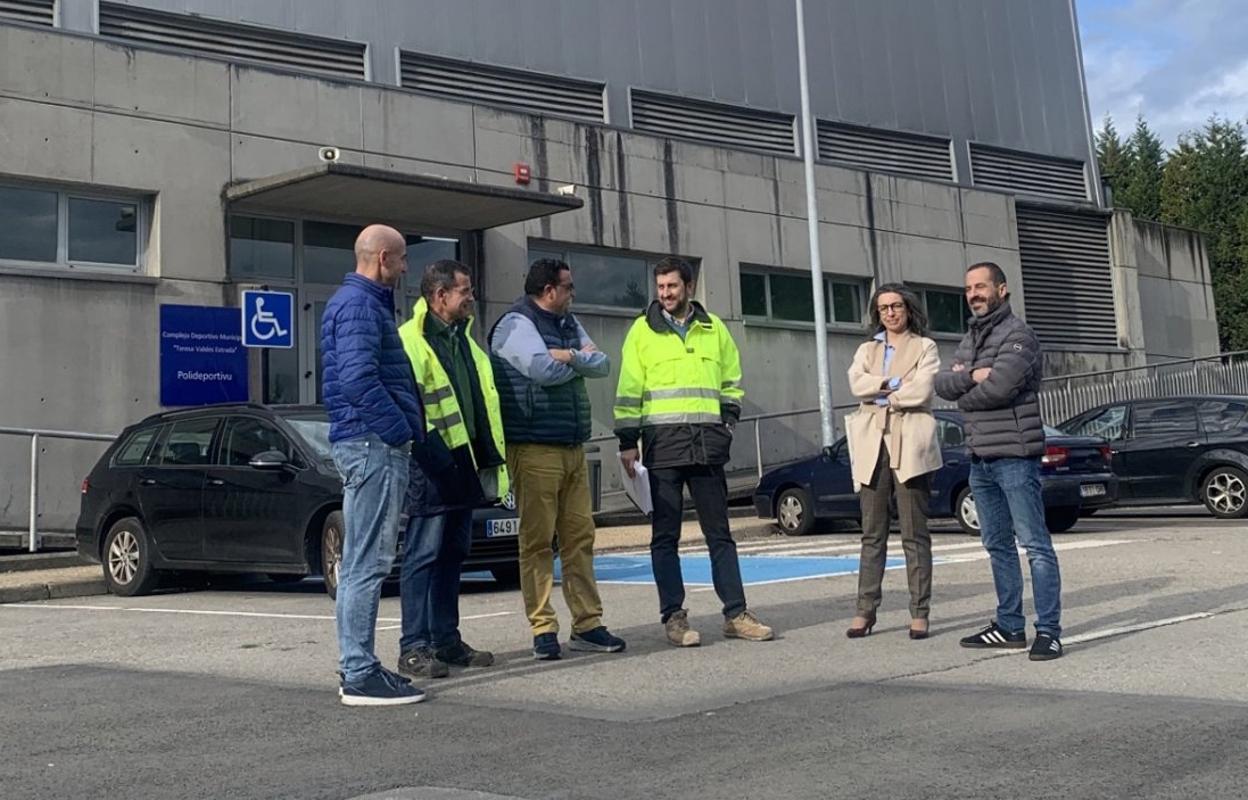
[396,259,508,680]
[615,257,774,648]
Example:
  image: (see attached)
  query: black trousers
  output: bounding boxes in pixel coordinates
[648,464,748,622]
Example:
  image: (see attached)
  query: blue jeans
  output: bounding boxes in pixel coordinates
[331,434,410,683]
[969,457,1062,638]
[399,508,472,653]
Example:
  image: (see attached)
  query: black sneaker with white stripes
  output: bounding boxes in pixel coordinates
[959,621,1026,649]
[1029,632,1063,661]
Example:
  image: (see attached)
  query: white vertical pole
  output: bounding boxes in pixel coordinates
[28,434,39,553]
[794,0,836,447]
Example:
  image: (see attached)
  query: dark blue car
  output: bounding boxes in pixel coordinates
[753,410,1118,536]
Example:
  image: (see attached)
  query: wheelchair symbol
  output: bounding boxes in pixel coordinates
[249,298,289,341]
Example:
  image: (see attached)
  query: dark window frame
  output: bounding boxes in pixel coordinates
[739,266,865,326]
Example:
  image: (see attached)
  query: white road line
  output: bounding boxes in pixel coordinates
[0,604,513,625]
[1064,612,1215,645]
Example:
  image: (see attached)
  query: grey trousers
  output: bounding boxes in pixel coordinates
[856,442,933,619]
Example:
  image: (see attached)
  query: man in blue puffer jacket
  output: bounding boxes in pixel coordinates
[321,224,427,707]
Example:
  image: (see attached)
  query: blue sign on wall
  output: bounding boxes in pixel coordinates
[160,305,249,407]
[241,290,294,349]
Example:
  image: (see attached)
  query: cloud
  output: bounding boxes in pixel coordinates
[1079,0,1248,146]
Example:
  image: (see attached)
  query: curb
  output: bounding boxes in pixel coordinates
[0,578,108,604]
[0,552,92,573]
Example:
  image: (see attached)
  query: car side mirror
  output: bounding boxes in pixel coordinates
[249,450,290,470]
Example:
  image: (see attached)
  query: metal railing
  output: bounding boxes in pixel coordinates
[0,427,116,552]
[1037,350,1248,424]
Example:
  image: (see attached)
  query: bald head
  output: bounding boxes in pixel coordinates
[354,224,407,287]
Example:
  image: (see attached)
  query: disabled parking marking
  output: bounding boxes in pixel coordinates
[578,554,910,588]
[589,538,1134,588]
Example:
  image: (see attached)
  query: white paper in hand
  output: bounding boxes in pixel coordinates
[618,454,653,517]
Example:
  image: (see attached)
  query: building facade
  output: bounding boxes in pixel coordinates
[0,0,1218,529]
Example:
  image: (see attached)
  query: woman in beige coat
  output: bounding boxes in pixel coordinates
[844,283,942,639]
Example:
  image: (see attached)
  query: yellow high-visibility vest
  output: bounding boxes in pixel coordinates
[399,298,509,498]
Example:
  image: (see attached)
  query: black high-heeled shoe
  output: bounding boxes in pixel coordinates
[846,617,876,639]
[908,620,930,640]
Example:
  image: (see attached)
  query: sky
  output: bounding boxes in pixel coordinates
[1078,0,1248,147]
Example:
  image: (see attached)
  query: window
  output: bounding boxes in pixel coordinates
[739,268,863,325]
[0,183,145,271]
[303,221,358,285]
[1064,405,1127,442]
[1198,400,1248,434]
[156,418,219,466]
[527,242,677,310]
[921,288,969,334]
[0,186,57,262]
[221,418,293,466]
[229,217,295,280]
[936,418,966,449]
[1132,402,1199,438]
[113,427,160,467]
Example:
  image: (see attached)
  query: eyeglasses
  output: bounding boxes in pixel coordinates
[877,302,906,315]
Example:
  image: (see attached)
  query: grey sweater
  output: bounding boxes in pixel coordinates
[934,298,1045,459]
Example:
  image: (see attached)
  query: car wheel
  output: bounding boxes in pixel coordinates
[321,510,344,601]
[955,487,980,536]
[775,487,815,536]
[490,564,521,586]
[102,517,161,597]
[1045,507,1080,533]
[1201,466,1248,519]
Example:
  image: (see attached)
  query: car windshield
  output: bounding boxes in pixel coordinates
[1043,425,1064,437]
[282,414,332,460]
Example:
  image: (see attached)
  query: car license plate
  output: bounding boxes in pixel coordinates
[1080,484,1106,498]
[486,518,519,538]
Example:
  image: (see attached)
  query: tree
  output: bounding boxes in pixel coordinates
[1117,116,1165,221]
[1161,116,1248,351]
[1095,115,1127,192]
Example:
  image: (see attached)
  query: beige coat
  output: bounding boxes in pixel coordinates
[845,332,942,490]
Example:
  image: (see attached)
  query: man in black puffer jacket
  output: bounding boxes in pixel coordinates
[935,262,1063,662]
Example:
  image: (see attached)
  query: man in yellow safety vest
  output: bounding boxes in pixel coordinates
[615,256,775,648]
[396,259,508,679]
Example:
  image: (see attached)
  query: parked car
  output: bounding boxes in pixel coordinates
[75,404,519,597]
[753,409,1117,536]
[1057,395,1248,519]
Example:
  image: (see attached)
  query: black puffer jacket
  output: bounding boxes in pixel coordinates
[934,298,1045,459]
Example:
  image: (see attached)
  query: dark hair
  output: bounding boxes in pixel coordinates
[524,258,570,297]
[653,256,694,285]
[867,283,928,337]
[967,261,1008,287]
[420,259,471,302]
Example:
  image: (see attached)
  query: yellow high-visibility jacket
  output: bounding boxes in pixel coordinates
[613,301,743,468]
[399,298,509,503]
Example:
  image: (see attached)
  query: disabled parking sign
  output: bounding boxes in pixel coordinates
[241,290,294,349]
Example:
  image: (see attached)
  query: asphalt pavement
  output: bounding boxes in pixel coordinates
[2,511,1247,800]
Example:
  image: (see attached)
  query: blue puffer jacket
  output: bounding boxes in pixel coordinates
[321,273,425,447]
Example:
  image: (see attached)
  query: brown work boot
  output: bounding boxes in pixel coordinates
[723,609,774,641]
[664,609,701,647]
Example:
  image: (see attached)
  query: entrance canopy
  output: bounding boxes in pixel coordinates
[224,163,582,232]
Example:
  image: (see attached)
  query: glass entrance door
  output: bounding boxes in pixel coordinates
[300,287,337,404]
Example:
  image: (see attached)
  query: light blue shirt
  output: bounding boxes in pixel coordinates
[490,311,610,387]
[873,331,902,406]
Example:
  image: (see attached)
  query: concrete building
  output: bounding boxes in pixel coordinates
[0,0,1219,530]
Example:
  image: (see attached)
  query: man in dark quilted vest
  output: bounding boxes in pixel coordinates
[935,262,1064,661]
[321,224,427,706]
[488,258,626,661]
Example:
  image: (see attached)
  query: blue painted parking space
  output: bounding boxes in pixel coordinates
[556,554,907,587]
